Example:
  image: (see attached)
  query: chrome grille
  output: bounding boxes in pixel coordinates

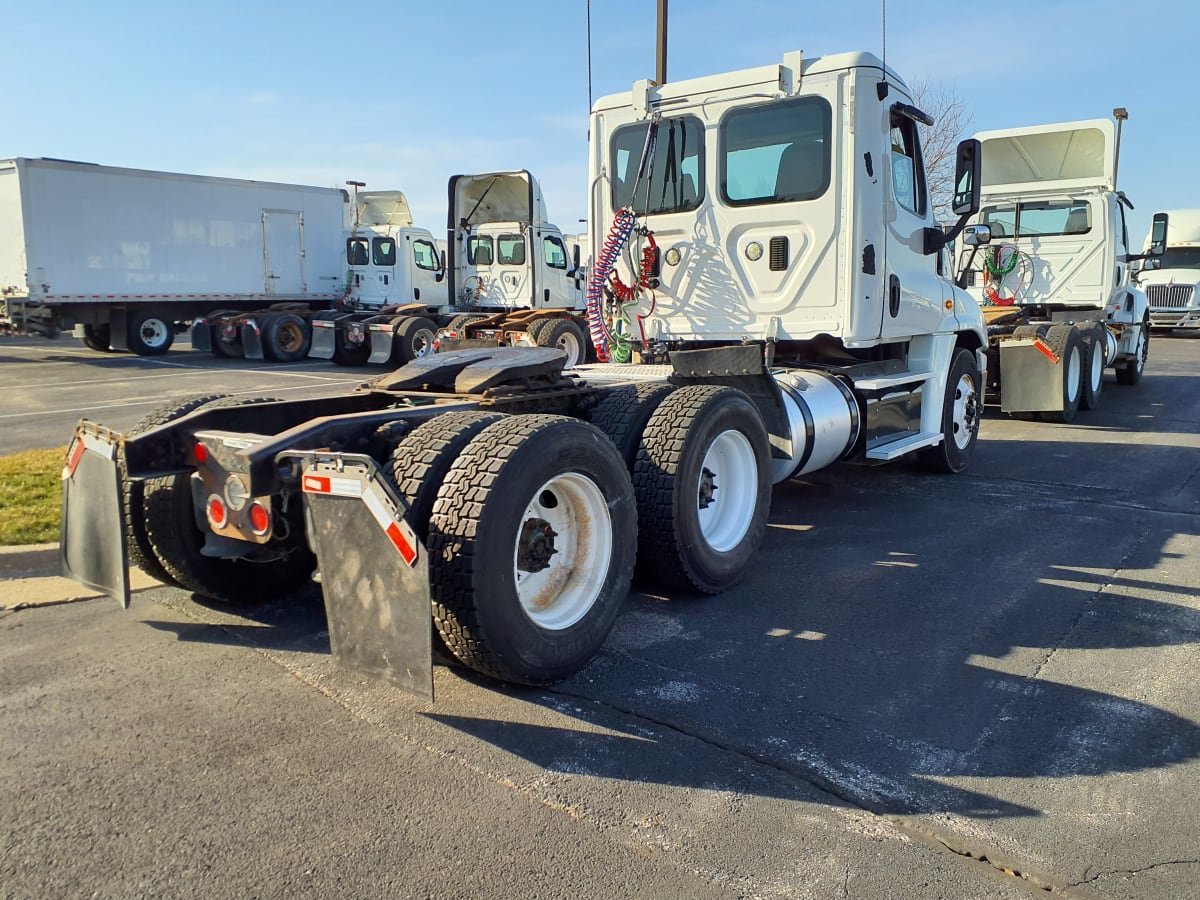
[1146,284,1196,309]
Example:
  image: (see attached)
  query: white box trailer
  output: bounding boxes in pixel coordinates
[0,157,349,354]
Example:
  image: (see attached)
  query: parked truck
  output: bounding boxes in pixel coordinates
[1137,209,1200,331]
[955,117,1166,422]
[0,157,349,354]
[309,170,592,368]
[62,49,989,699]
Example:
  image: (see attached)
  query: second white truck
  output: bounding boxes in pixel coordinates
[1138,209,1200,331]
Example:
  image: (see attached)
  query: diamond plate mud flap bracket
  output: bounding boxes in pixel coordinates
[281,450,434,701]
[60,421,130,607]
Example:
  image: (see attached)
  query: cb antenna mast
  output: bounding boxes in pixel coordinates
[656,0,668,85]
[877,0,890,100]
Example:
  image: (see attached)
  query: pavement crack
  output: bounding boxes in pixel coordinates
[1075,858,1200,885]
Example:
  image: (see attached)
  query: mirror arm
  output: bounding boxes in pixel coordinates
[955,244,980,291]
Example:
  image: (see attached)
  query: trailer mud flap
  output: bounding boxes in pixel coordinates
[999,338,1063,413]
[240,320,265,360]
[60,423,130,607]
[285,451,433,700]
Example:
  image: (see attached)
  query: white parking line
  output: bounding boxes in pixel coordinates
[25,368,364,390]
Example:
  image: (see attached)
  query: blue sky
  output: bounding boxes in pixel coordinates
[4,0,1195,244]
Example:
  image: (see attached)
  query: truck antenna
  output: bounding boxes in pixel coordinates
[877,0,890,100]
[656,0,668,86]
[345,180,366,227]
[586,0,593,114]
[1112,107,1128,191]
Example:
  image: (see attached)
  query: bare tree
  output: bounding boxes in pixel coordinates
[910,79,973,223]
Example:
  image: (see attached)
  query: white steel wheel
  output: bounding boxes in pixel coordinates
[531,318,586,368]
[1065,344,1082,405]
[950,372,979,451]
[695,429,759,552]
[513,472,613,630]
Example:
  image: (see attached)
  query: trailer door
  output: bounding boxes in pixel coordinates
[263,210,305,294]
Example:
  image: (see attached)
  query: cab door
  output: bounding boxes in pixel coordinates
[881,107,947,339]
[537,231,575,308]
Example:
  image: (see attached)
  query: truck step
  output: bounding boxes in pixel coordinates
[865,431,943,461]
[851,370,936,391]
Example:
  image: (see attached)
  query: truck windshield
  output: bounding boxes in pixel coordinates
[611,116,703,216]
[981,201,1091,238]
[1155,247,1200,270]
[497,234,526,266]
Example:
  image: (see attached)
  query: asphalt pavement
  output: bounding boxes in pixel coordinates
[2,332,1199,897]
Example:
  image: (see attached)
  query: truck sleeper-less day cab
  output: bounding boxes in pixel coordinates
[62,50,988,699]
[1138,209,1200,331]
[308,171,593,368]
[956,119,1166,422]
[0,158,348,355]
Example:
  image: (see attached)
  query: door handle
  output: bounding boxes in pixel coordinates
[889,274,901,318]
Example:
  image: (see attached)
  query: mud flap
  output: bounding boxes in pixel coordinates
[368,321,398,365]
[309,319,338,359]
[999,338,1063,413]
[240,319,265,360]
[60,422,130,607]
[191,320,214,352]
[283,451,433,700]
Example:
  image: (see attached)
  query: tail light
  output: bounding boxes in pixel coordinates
[207,495,227,529]
[193,442,208,464]
[248,502,271,536]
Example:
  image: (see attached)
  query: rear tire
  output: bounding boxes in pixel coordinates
[332,334,371,366]
[920,348,981,473]
[428,415,636,685]
[1041,324,1083,424]
[632,385,771,593]
[1115,318,1150,386]
[1079,324,1105,411]
[393,316,438,364]
[81,323,114,352]
[127,310,174,356]
[262,312,312,362]
[586,381,675,470]
[530,318,586,368]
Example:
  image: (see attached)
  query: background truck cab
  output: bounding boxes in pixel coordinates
[344,190,444,309]
[1138,209,1200,330]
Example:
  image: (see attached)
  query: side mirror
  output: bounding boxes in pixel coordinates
[961,224,992,247]
[435,249,447,282]
[951,139,982,217]
[1149,212,1168,256]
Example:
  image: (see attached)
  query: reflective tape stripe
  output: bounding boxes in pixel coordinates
[302,474,362,497]
[361,482,418,566]
[1033,340,1059,364]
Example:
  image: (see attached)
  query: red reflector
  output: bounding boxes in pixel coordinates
[194,442,208,464]
[302,474,331,493]
[1033,340,1059,363]
[249,502,270,535]
[65,440,86,477]
[208,496,227,528]
[385,521,418,565]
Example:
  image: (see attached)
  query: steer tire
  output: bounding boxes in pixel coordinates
[388,411,507,538]
[141,395,313,605]
[919,349,982,474]
[1115,318,1150,386]
[586,381,676,471]
[632,385,771,594]
[127,310,175,356]
[427,415,636,685]
[81,324,114,352]
[123,393,231,585]
[262,312,312,362]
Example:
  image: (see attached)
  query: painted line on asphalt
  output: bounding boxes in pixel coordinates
[23,367,365,390]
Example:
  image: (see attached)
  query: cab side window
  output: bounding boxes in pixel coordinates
[413,240,438,271]
[889,114,928,217]
[543,236,567,269]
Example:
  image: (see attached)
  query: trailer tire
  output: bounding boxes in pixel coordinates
[142,395,314,605]
[632,385,771,593]
[919,349,981,473]
[388,411,506,537]
[530,318,586,368]
[428,415,636,685]
[586,381,676,470]
[393,316,438,364]
[262,312,312,362]
[1115,317,1150,386]
[124,393,231,585]
[127,310,175,356]
[81,323,114,352]
[1040,324,1084,423]
[1079,324,1105,411]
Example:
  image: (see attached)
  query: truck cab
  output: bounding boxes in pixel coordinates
[1138,209,1200,330]
[344,191,445,310]
[450,171,581,311]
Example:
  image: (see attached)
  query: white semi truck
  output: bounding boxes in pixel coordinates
[308,170,592,368]
[62,48,989,698]
[956,118,1166,422]
[0,157,348,355]
[1138,209,1200,331]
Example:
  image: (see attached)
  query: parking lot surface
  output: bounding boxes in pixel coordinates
[2,333,1199,896]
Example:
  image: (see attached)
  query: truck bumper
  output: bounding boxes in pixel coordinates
[1149,309,1200,329]
[60,422,130,607]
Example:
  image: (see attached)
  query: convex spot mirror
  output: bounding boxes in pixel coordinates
[952,139,982,217]
[961,224,992,247]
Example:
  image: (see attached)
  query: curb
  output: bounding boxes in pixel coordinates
[0,543,59,579]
